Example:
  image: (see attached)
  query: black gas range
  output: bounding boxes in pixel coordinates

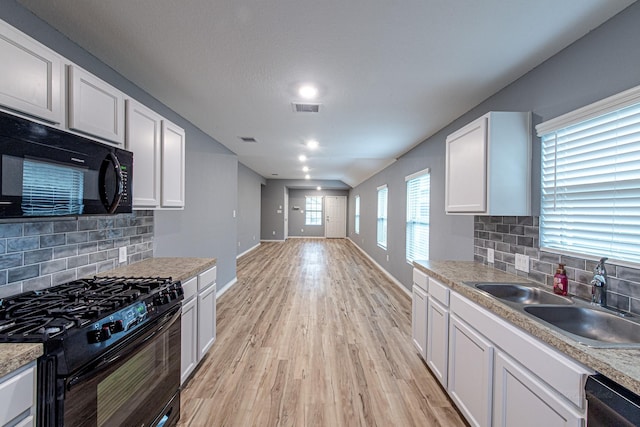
[0,276,184,427]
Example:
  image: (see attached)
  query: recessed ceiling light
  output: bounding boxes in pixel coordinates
[302,166,309,172]
[298,154,307,162]
[307,139,319,150]
[298,84,318,100]
[317,186,322,191]
[305,174,310,180]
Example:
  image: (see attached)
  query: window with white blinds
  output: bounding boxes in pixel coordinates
[406,169,430,263]
[354,195,360,234]
[305,196,322,225]
[21,159,84,216]
[537,88,640,265]
[377,185,388,248]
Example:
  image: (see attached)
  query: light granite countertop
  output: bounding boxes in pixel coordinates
[0,257,216,379]
[414,260,640,396]
[95,257,216,282]
[0,343,42,378]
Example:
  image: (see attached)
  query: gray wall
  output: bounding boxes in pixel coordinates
[237,163,265,254]
[288,189,350,238]
[1,1,242,289]
[261,179,350,241]
[349,3,640,293]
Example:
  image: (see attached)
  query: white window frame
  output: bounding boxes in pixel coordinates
[305,195,323,226]
[406,168,430,264]
[377,185,388,249]
[536,84,640,267]
[354,195,360,234]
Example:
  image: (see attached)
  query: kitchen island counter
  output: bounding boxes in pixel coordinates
[414,260,640,396]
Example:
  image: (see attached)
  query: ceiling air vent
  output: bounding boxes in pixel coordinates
[239,137,258,143]
[292,103,321,113]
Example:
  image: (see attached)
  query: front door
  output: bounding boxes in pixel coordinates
[325,196,346,238]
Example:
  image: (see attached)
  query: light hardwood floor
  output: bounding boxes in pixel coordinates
[178,239,466,427]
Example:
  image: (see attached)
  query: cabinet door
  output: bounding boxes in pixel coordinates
[493,352,584,427]
[426,298,449,388]
[0,362,36,426]
[180,296,198,385]
[68,65,125,144]
[0,21,62,123]
[445,115,487,213]
[126,99,162,208]
[161,120,186,208]
[198,283,217,360]
[448,315,493,427]
[412,284,428,359]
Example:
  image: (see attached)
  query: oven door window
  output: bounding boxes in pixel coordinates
[64,312,180,427]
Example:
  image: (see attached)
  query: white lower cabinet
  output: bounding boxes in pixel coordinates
[493,352,584,427]
[412,284,428,359]
[180,266,217,385]
[448,315,494,427]
[413,267,592,427]
[0,361,36,427]
[426,297,449,388]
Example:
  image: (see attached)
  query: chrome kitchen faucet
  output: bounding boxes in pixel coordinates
[591,257,608,307]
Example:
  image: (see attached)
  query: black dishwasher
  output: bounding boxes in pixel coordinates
[586,374,640,426]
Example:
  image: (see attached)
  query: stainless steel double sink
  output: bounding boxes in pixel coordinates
[466,282,640,348]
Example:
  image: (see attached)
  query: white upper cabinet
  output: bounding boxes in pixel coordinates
[68,64,125,144]
[126,99,162,208]
[445,112,531,215]
[0,19,63,124]
[161,120,186,208]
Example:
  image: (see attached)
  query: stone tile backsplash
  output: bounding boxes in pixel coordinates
[474,216,640,315]
[0,211,154,298]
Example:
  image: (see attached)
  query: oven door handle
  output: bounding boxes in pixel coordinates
[67,308,180,390]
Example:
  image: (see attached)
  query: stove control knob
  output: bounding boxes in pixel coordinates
[105,320,124,333]
[87,326,112,344]
[101,325,112,340]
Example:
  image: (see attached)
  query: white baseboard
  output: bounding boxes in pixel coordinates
[217,276,237,299]
[237,243,260,259]
[286,235,325,239]
[260,239,285,243]
[347,238,411,298]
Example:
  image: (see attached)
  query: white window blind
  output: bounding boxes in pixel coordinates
[377,185,388,248]
[406,170,430,263]
[21,159,84,216]
[354,195,360,234]
[539,99,640,265]
[305,196,322,225]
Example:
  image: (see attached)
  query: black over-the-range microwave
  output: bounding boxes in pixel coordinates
[0,110,133,219]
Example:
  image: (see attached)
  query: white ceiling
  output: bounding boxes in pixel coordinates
[18,0,635,187]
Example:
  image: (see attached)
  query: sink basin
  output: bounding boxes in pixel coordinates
[524,305,640,346]
[474,283,573,305]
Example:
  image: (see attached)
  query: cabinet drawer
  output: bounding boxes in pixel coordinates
[0,363,35,426]
[182,276,198,302]
[412,268,428,292]
[198,266,217,291]
[429,277,450,307]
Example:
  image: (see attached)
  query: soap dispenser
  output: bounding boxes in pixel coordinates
[553,263,568,296]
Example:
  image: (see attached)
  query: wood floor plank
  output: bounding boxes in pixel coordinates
[178,239,466,427]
